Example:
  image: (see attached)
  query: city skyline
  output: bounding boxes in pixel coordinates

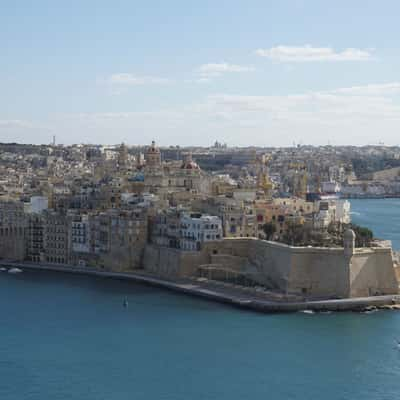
[1,0,400,146]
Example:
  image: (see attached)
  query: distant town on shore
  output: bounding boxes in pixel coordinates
[1,141,400,305]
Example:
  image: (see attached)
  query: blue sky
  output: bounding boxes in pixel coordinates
[1,0,400,146]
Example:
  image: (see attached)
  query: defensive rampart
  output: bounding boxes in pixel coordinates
[143,238,399,299]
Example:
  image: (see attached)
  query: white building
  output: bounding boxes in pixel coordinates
[314,199,351,229]
[25,196,48,214]
[321,181,341,194]
[336,200,351,224]
[179,213,222,251]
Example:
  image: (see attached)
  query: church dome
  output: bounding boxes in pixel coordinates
[181,160,200,169]
[181,152,200,170]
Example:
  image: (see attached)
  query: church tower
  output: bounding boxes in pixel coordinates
[145,140,161,168]
[118,142,128,170]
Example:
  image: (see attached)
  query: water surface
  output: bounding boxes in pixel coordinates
[1,270,400,400]
[1,198,400,399]
[350,198,400,250]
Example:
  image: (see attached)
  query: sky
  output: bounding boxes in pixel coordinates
[1,0,400,147]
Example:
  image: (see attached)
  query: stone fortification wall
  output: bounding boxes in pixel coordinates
[143,244,207,278]
[143,238,398,299]
[285,246,348,298]
[203,238,398,299]
[248,240,294,291]
[350,248,398,297]
[210,254,248,271]
[203,239,348,297]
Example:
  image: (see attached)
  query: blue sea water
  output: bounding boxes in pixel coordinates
[1,199,400,400]
[350,198,400,250]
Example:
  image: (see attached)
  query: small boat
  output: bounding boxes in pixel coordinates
[0,267,7,272]
[299,309,314,314]
[123,297,129,308]
[362,306,378,314]
[362,309,378,314]
[8,268,23,274]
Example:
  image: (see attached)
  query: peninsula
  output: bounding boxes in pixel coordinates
[1,141,399,312]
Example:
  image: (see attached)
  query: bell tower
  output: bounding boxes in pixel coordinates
[145,140,161,168]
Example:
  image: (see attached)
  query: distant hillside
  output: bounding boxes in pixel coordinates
[372,166,400,181]
[351,157,400,179]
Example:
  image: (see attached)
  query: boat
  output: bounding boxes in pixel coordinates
[362,309,379,314]
[123,297,129,308]
[8,268,23,274]
[0,267,7,272]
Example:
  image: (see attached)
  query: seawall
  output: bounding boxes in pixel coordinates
[1,261,400,313]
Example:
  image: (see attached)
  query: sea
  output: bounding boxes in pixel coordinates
[350,198,400,250]
[1,199,400,400]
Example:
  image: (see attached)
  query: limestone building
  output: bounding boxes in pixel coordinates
[43,210,69,264]
[0,200,27,261]
[143,141,211,195]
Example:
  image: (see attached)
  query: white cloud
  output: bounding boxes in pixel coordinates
[50,83,400,145]
[0,119,35,128]
[255,45,372,62]
[71,110,184,121]
[196,62,255,78]
[331,82,400,96]
[106,73,172,86]
[7,82,400,146]
[205,89,400,122]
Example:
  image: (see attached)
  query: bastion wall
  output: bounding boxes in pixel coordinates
[143,238,399,299]
[350,248,399,297]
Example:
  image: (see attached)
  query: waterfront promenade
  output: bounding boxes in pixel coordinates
[2,260,400,313]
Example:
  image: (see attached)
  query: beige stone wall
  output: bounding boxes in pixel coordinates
[210,254,248,271]
[143,238,399,299]
[349,249,398,297]
[287,248,348,298]
[248,240,293,291]
[143,244,208,278]
[394,265,400,283]
[99,245,145,271]
[203,239,250,258]
[205,239,349,296]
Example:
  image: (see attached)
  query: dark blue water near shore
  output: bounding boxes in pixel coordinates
[350,198,400,250]
[1,271,400,400]
[1,199,400,400]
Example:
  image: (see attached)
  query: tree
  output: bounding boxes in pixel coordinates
[282,221,304,246]
[350,224,374,247]
[262,222,276,240]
